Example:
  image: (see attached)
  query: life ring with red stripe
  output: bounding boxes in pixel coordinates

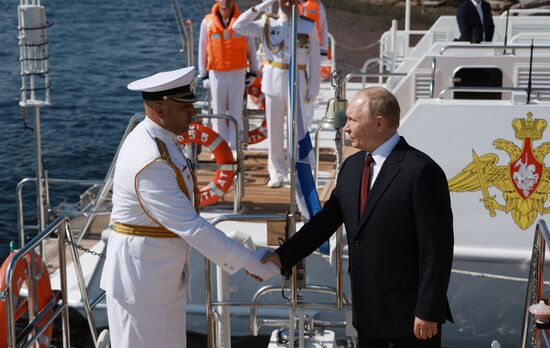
[246,75,268,145]
[320,46,333,81]
[178,123,235,207]
[0,251,54,348]
[248,118,268,145]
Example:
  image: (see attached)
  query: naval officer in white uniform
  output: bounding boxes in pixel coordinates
[100,67,279,348]
[233,0,321,188]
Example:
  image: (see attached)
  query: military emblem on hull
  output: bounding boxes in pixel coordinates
[448,112,550,230]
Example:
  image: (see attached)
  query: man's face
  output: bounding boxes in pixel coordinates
[160,100,196,134]
[217,0,233,11]
[278,0,298,15]
[344,95,381,152]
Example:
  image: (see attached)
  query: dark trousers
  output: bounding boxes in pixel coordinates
[358,329,442,348]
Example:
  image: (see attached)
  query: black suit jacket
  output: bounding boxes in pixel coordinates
[276,137,454,338]
[456,0,495,43]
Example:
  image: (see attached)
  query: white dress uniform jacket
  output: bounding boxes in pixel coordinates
[198,14,260,152]
[233,0,320,100]
[233,0,320,181]
[100,116,272,347]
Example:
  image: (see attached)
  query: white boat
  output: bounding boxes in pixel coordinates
[3,1,550,348]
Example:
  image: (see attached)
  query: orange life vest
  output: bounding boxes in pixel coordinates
[206,3,248,71]
[299,0,322,46]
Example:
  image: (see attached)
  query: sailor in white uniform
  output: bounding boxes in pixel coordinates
[99,67,279,348]
[233,0,321,188]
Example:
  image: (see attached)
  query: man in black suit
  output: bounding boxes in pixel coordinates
[261,87,454,347]
[456,0,495,43]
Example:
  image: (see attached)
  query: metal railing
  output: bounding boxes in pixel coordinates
[439,44,550,55]
[3,217,99,348]
[204,213,353,348]
[193,113,244,213]
[437,86,550,99]
[520,219,550,348]
[500,9,550,16]
[343,71,407,99]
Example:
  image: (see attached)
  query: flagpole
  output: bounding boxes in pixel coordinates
[288,4,299,348]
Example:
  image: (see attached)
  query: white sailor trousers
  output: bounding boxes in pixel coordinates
[264,71,308,180]
[209,68,246,152]
[106,291,187,348]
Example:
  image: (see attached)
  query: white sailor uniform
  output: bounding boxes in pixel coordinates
[233,0,321,183]
[100,115,277,347]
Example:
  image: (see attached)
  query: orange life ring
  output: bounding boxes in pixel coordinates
[246,76,268,145]
[248,118,268,145]
[0,251,54,348]
[178,123,235,207]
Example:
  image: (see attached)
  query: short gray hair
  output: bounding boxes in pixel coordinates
[360,87,400,128]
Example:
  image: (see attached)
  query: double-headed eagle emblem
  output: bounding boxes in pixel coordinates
[448,113,550,230]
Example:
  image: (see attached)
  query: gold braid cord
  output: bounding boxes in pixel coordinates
[155,137,200,213]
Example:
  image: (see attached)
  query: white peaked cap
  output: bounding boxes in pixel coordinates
[127,66,198,102]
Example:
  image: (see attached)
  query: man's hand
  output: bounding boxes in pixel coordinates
[413,317,438,340]
[246,248,280,282]
[260,251,282,269]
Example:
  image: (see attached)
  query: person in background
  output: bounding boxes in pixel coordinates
[100,67,279,348]
[233,0,321,188]
[299,0,328,128]
[198,0,260,158]
[262,87,454,348]
[456,0,494,43]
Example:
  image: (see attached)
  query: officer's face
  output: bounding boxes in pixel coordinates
[279,0,298,15]
[344,95,383,152]
[161,100,197,134]
[217,0,233,11]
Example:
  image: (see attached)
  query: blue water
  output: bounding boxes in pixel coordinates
[0,0,212,261]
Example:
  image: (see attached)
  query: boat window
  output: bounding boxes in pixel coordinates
[453,67,503,100]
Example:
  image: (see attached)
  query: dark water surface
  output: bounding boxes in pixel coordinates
[0,0,212,257]
[0,1,213,345]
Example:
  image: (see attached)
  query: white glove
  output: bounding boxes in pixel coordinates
[202,78,210,89]
[245,248,280,281]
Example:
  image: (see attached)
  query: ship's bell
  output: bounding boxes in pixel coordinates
[319,97,348,129]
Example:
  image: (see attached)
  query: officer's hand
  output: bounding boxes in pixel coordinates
[202,77,210,90]
[304,97,312,104]
[260,251,282,269]
[413,317,438,340]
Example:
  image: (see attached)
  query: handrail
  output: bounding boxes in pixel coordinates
[4,217,72,348]
[520,219,550,348]
[437,86,550,99]
[343,71,406,99]
[249,284,351,336]
[194,113,243,213]
[440,44,550,55]
[17,177,105,248]
[501,9,550,16]
[510,32,550,44]
[430,57,437,98]
[206,213,353,347]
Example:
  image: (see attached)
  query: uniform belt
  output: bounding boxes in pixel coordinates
[113,222,179,238]
[266,60,306,70]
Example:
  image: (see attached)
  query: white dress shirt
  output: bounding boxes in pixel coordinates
[366,132,401,189]
[471,0,484,26]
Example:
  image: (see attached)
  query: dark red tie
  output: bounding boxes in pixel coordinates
[360,154,374,216]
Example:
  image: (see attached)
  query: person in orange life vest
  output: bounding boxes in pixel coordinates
[233,0,321,188]
[198,0,260,156]
[299,0,328,129]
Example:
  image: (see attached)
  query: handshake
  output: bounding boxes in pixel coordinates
[244,248,283,282]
